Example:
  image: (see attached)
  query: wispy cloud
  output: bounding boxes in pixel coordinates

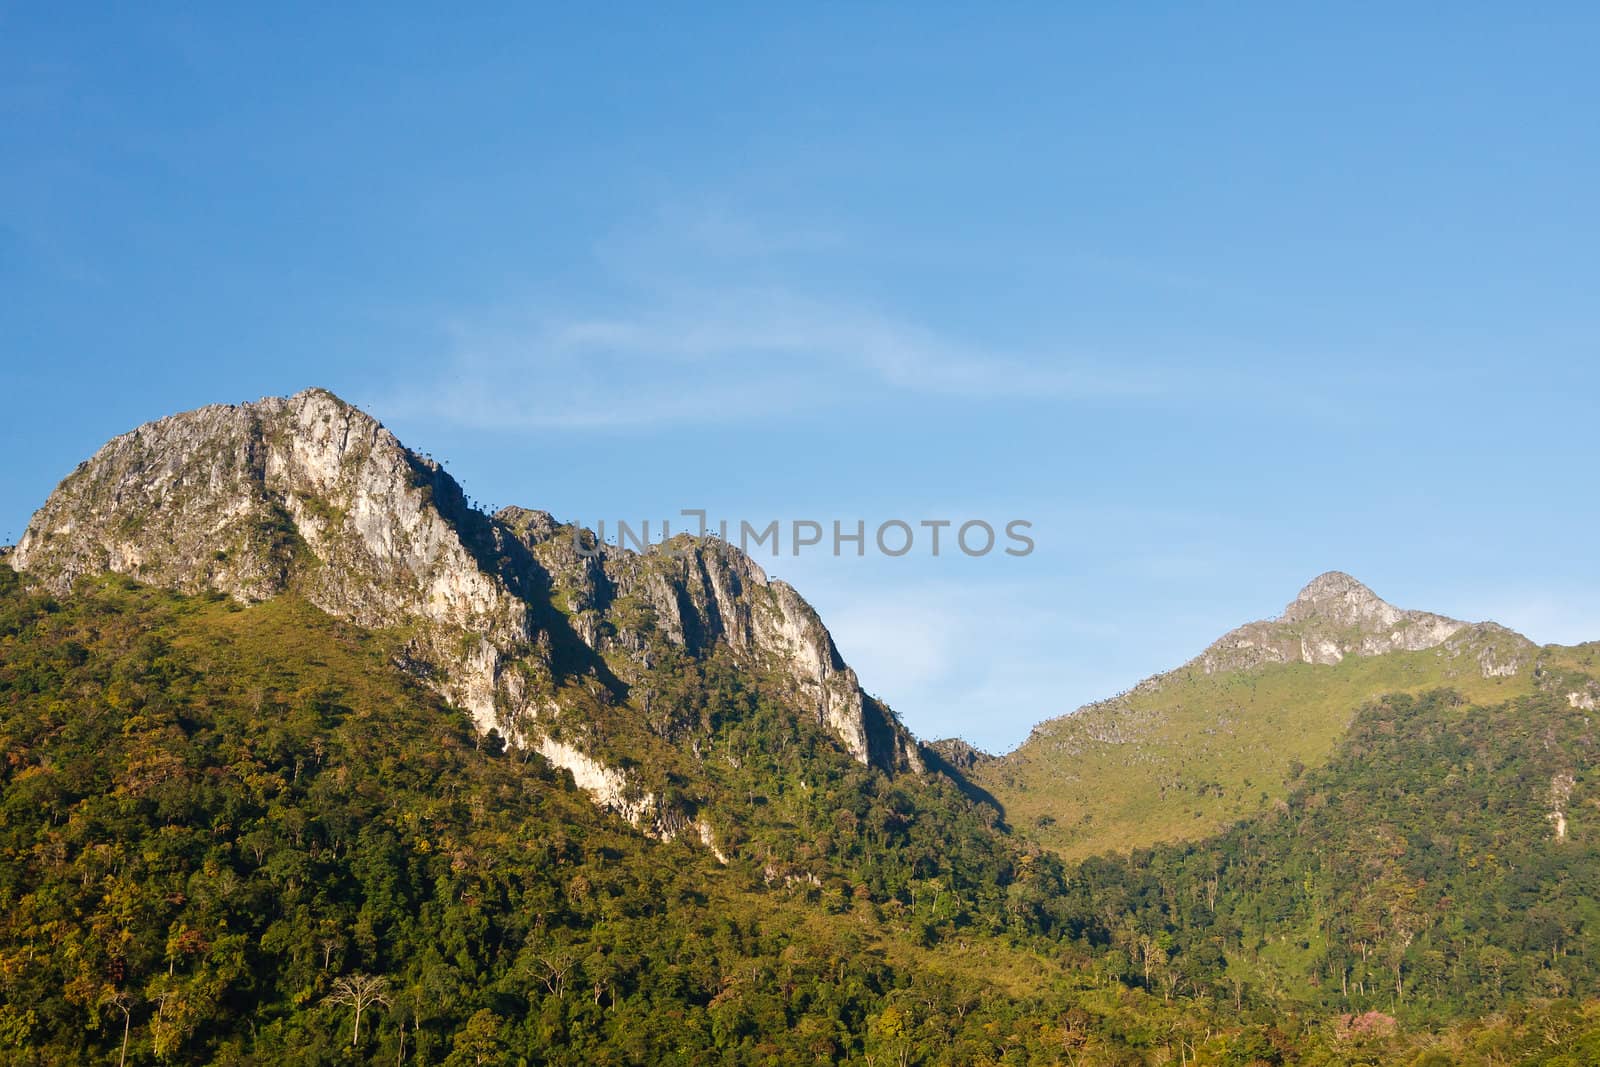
[382,213,1167,430]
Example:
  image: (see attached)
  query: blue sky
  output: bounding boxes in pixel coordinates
[3,6,1598,751]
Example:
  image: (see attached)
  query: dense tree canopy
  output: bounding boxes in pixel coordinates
[3,567,1600,1065]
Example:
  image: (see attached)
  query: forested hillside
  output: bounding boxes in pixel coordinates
[0,566,1055,1065]
[1056,688,1600,1019]
[6,565,1600,1065]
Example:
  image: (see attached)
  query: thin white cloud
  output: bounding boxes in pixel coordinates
[383,284,1163,430]
[379,206,1170,430]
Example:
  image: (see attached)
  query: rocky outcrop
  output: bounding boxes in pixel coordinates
[1442,621,1536,679]
[925,738,993,772]
[11,389,539,730]
[533,736,699,839]
[499,508,923,774]
[1199,571,1480,674]
[11,389,924,824]
[1549,772,1575,842]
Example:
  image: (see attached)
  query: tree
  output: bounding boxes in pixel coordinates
[445,1009,506,1066]
[326,972,390,1048]
[99,990,135,1067]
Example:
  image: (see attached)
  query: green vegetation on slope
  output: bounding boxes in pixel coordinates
[7,566,1600,1064]
[980,630,1549,859]
[1055,686,1600,1023]
[0,568,1131,1064]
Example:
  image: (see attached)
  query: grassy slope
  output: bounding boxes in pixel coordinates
[977,628,1581,859]
[1055,686,1600,1022]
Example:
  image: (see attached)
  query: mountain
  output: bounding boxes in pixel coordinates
[976,571,1562,858]
[494,505,921,775]
[11,389,921,843]
[9,388,1600,1064]
[13,389,537,729]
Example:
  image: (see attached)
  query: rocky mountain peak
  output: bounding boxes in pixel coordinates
[1199,571,1481,674]
[9,389,923,835]
[1283,570,1400,627]
[498,507,923,774]
[12,387,538,729]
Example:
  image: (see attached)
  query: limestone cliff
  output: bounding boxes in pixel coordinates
[498,507,922,774]
[11,389,539,730]
[11,390,924,834]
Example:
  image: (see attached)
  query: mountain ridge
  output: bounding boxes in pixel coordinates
[9,388,924,843]
[978,569,1554,857]
[1195,568,1498,675]
[8,387,1578,863]
[9,390,1600,1062]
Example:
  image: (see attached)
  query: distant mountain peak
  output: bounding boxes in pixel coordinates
[1202,571,1480,674]
[1282,570,1403,628]
[985,570,1547,859]
[1289,569,1380,606]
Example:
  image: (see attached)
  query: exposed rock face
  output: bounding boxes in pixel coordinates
[1443,621,1536,679]
[11,390,923,829]
[12,389,538,729]
[499,508,923,774]
[1199,571,1477,673]
[925,738,993,772]
[1548,772,1576,843]
[536,737,657,827]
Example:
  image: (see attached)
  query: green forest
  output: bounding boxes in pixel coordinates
[3,565,1600,1065]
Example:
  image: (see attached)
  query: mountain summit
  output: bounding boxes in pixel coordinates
[14,388,536,725]
[1198,569,1470,673]
[978,570,1543,857]
[1287,569,1409,622]
[10,388,922,835]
